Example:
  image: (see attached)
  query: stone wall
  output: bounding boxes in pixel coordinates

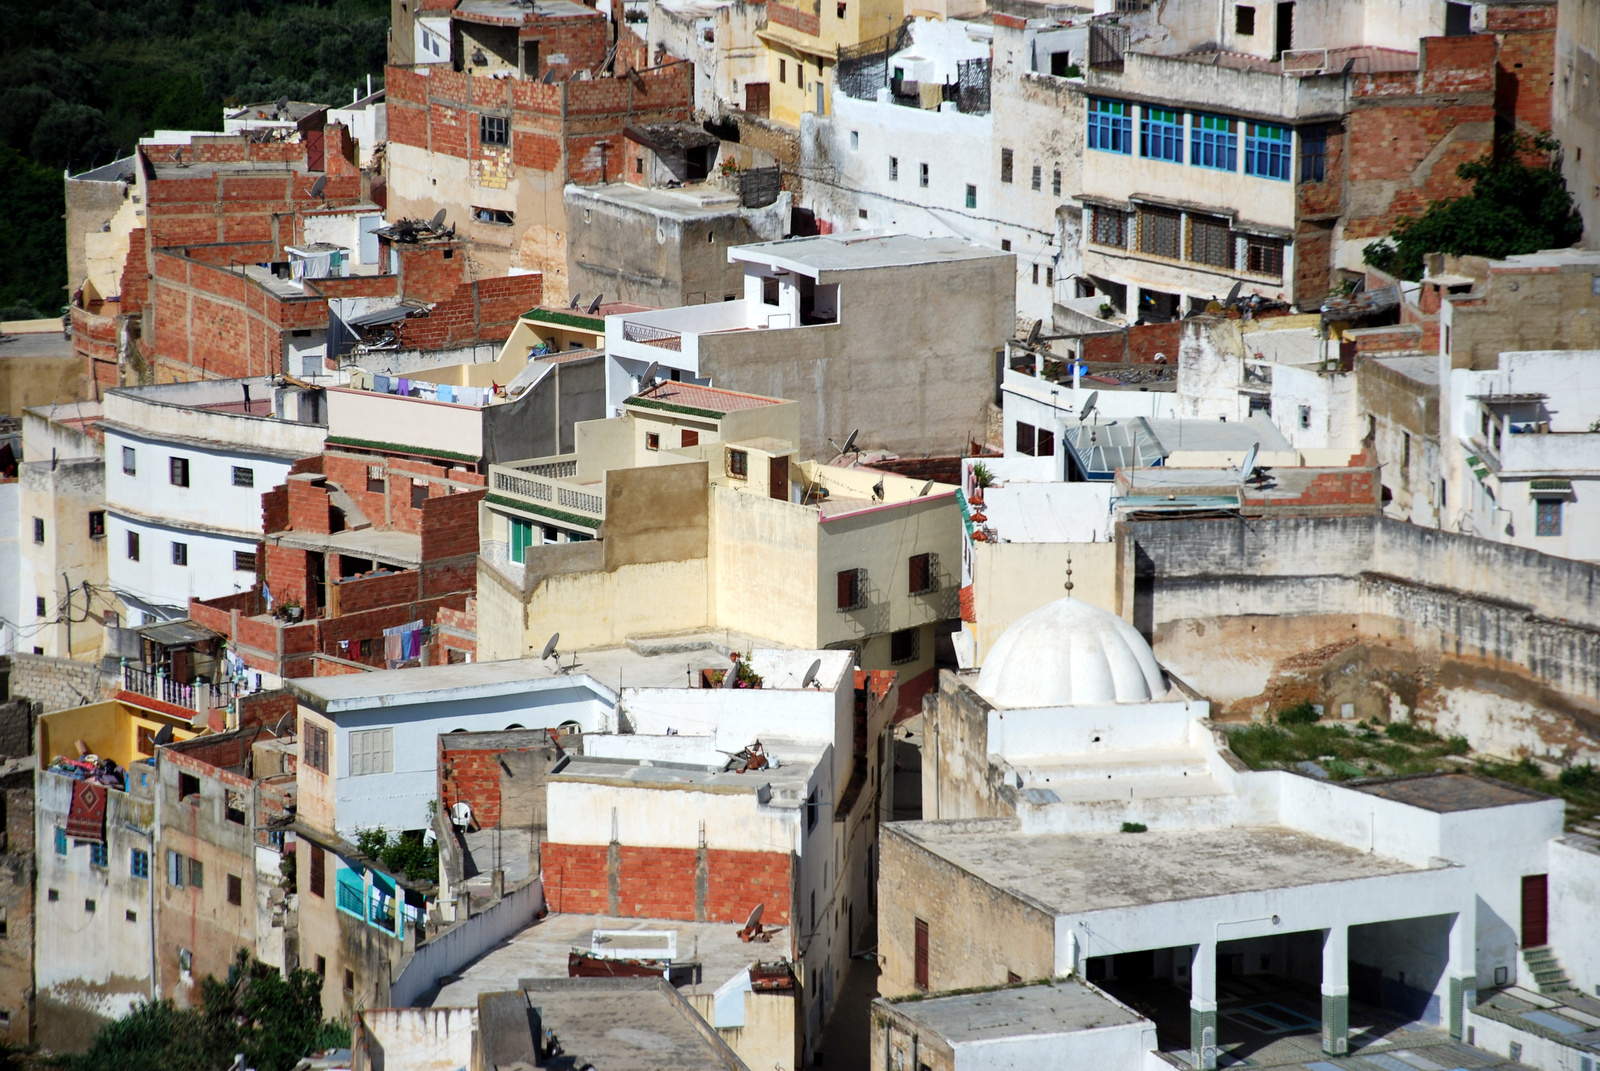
[2,654,107,715]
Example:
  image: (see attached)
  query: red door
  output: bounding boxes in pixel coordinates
[1522,874,1549,947]
[914,918,930,989]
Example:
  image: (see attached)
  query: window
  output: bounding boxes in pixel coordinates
[645,432,660,450]
[171,542,188,566]
[122,446,136,475]
[1299,404,1312,429]
[1001,239,1011,252]
[1235,4,1255,33]
[1190,214,1234,268]
[850,130,859,150]
[345,968,355,992]
[1032,264,1039,285]
[919,162,929,188]
[127,531,140,561]
[304,723,329,773]
[1001,148,1014,183]
[1300,124,1326,182]
[47,889,58,902]
[1445,1,1471,35]
[54,827,66,856]
[1046,266,1054,287]
[682,430,699,448]
[1245,236,1285,277]
[1141,106,1183,163]
[836,568,865,611]
[85,899,95,913]
[89,511,105,539]
[726,448,749,479]
[914,918,930,989]
[179,772,201,800]
[1191,114,1237,171]
[806,789,819,832]
[1031,164,1042,191]
[1536,499,1563,537]
[189,858,203,889]
[349,728,394,776]
[232,466,254,488]
[367,467,385,493]
[1139,206,1181,259]
[889,156,898,181]
[167,850,185,887]
[472,207,514,225]
[226,791,246,824]
[909,552,938,595]
[965,184,977,209]
[170,457,190,487]
[779,58,786,83]
[890,626,920,665]
[228,874,242,906]
[1037,426,1055,455]
[308,843,326,898]
[762,276,780,306]
[1092,207,1129,248]
[1052,168,1061,196]
[1088,99,1132,154]
[35,598,45,618]
[858,208,868,220]
[234,551,257,572]
[31,518,42,544]
[89,843,108,867]
[130,848,149,881]
[411,479,429,509]
[137,726,156,755]
[479,114,509,146]
[1244,122,1292,180]
[1016,421,1036,455]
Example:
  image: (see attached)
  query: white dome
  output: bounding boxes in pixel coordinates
[975,597,1166,708]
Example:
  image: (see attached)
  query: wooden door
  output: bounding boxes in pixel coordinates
[914,917,929,989]
[769,454,789,500]
[1522,873,1549,947]
[744,82,770,117]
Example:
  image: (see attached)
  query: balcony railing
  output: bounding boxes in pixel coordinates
[621,321,683,351]
[122,664,229,713]
[490,463,605,524]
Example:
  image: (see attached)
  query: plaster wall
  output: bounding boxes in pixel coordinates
[545,775,807,854]
[326,388,484,458]
[968,540,1118,664]
[1549,837,1600,998]
[1554,0,1600,249]
[952,1017,1156,1071]
[19,455,107,660]
[358,1005,476,1071]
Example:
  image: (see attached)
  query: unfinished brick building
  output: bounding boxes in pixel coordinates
[189,448,486,678]
[384,0,694,299]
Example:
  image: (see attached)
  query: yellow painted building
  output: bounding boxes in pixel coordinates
[480,382,963,715]
[758,0,903,126]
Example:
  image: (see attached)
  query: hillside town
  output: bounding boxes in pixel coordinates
[0,0,1598,1067]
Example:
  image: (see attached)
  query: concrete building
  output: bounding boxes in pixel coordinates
[1361,353,1441,527]
[601,233,1014,458]
[891,591,1599,1071]
[382,1,694,299]
[0,756,36,1045]
[870,980,1157,1071]
[479,382,963,714]
[758,0,901,127]
[1553,0,1600,249]
[647,0,769,118]
[18,405,110,661]
[100,379,328,623]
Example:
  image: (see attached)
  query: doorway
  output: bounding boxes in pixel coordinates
[1275,2,1294,57]
[1522,874,1549,947]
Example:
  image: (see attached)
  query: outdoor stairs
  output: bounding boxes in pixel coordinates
[1523,945,1574,995]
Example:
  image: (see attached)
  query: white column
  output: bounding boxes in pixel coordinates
[1448,905,1478,1039]
[1191,941,1217,1070]
[1322,925,1349,1055]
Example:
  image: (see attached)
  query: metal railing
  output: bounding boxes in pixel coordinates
[621,321,683,351]
[122,664,228,713]
[490,465,605,522]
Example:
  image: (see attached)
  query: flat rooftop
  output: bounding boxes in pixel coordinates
[1372,355,1441,388]
[569,180,750,222]
[517,979,743,1069]
[556,737,825,795]
[1349,772,1553,813]
[429,913,787,1006]
[883,979,1146,1042]
[731,232,1008,275]
[890,821,1422,916]
[455,0,597,20]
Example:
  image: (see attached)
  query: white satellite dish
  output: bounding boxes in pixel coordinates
[800,658,821,689]
[917,479,934,497]
[743,902,764,932]
[641,361,659,388]
[540,632,560,661]
[1080,390,1099,422]
[1238,442,1260,483]
[722,661,741,688]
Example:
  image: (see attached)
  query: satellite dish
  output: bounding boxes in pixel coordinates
[840,429,859,455]
[269,714,291,738]
[430,208,448,231]
[586,292,603,315]
[722,661,741,688]
[872,478,885,501]
[800,659,821,689]
[918,479,934,497]
[640,361,659,388]
[743,902,764,932]
[276,95,290,113]
[568,293,582,309]
[153,724,175,747]
[1026,319,1042,347]
[1238,442,1260,483]
[1224,281,1244,308]
[1079,390,1099,422]
[310,175,327,198]
[541,632,561,661]
[541,68,559,84]
[190,710,210,729]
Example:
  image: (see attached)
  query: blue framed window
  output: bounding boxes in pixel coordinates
[131,848,150,879]
[89,842,108,867]
[1191,114,1237,171]
[1141,107,1183,163]
[54,827,66,856]
[1088,99,1132,155]
[1245,122,1292,180]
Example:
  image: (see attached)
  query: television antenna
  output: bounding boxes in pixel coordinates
[800,658,821,689]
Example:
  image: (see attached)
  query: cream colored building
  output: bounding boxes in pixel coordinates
[759,0,903,126]
[480,382,962,714]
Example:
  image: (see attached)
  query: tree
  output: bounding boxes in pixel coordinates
[1363,132,1584,281]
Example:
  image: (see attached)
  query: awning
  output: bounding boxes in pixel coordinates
[1530,478,1573,495]
[1465,454,1489,481]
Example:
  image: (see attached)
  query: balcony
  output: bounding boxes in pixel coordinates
[489,456,605,527]
[122,664,230,714]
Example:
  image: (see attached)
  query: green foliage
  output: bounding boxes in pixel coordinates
[67,950,343,1071]
[971,462,995,489]
[1120,821,1147,833]
[1227,717,1474,781]
[1363,132,1583,281]
[0,145,67,317]
[1475,757,1600,829]
[1274,700,1321,726]
[355,827,439,884]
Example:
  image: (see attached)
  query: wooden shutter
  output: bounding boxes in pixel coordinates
[681,429,699,448]
[1016,422,1036,456]
[309,843,326,898]
[914,917,930,989]
[909,553,929,595]
[769,454,789,500]
[1522,873,1548,947]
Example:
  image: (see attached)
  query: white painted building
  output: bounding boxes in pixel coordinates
[1443,350,1600,563]
[100,379,328,623]
[327,88,387,168]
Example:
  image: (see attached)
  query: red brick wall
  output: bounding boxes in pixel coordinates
[237,690,296,731]
[336,570,419,615]
[150,249,329,380]
[438,747,508,827]
[421,488,487,560]
[540,842,794,923]
[1082,320,1181,363]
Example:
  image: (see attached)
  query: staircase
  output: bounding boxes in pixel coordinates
[1523,946,1573,994]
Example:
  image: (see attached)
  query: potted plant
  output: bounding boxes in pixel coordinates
[279,599,303,622]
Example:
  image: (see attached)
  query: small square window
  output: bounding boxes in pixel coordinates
[889,156,898,181]
[909,552,938,595]
[235,550,257,572]
[47,889,58,902]
[1235,4,1255,34]
[919,162,929,188]
[169,457,190,487]
[127,531,140,561]
[1001,239,1011,252]
[858,208,868,220]
[645,432,660,450]
[411,480,429,509]
[189,858,204,889]
[35,598,46,618]
[122,446,136,475]
[89,843,107,867]
[227,874,242,906]
[126,909,137,922]
[31,517,43,544]
[84,899,95,913]
[727,449,749,479]
[172,542,188,567]
[836,568,865,611]
[965,184,977,209]
[232,466,254,488]
[479,114,509,146]
[88,511,105,539]
[137,726,156,755]
[179,772,201,800]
